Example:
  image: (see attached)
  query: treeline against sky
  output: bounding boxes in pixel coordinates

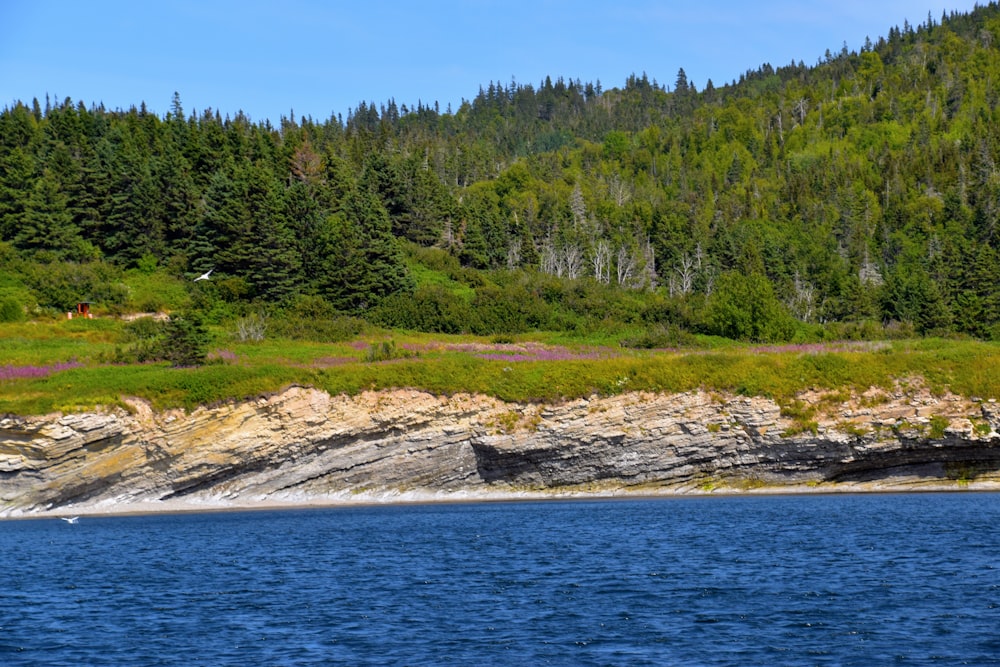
[1,4,999,341]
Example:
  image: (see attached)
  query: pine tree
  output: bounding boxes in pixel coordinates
[0,147,35,241]
[14,169,95,260]
[162,312,209,367]
[314,188,412,313]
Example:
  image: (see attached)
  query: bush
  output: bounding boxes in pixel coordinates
[269,295,367,341]
[22,260,126,312]
[363,340,417,362]
[136,253,159,274]
[121,316,166,342]
[0,297,24,323]
[123,269,190,313]
[234,312,268,342]
[369,285,471,334]
[706,272,796,343]
[620,323,697,349]
[101,317,167,364]
[468,285,548,335]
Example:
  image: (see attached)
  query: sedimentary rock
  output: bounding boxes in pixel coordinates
[1,384,998,516]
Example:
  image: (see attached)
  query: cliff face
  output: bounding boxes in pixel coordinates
[2,385,999,516]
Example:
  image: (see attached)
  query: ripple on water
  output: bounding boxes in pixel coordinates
[1,494,1000,665]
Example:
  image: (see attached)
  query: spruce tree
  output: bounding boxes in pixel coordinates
[162,312,209,367]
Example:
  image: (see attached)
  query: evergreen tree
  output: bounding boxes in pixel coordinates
[0,147,35,241]
[314,188,412,312]
[14,169,96,260]
[162,312,209,367]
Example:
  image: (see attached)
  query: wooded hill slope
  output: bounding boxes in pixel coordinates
[1,5,998,343]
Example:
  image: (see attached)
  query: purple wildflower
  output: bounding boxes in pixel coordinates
[749,341,888,355]
[207,349,239,363]
[310,356,357,368]
[0,360,84,381]
[474,345,614,362]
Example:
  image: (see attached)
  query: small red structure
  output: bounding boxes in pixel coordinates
[68,302,93,319]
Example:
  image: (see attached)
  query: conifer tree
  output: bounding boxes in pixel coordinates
[162,312,209,367]
[15,169,95,260]
[314,188,412,313]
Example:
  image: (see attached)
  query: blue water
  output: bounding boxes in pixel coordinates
[2,494,999,666]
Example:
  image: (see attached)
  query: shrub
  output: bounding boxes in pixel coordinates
[136,253,159,274]
[22,260,127,312]
[469,284,553,335]
[234,312,268,342]
[101,317,167,364]
[706,272,796,343]
[265,295,367,342]
[0,297,24,323]
[363,340,416,362]
[928,415,949,439]
[619,323,697,349]
[271,314,366,342]
[123,269,190,313]
[369,285,472,334]
[121,316,166,342]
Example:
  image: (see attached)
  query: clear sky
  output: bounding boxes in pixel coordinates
[0,1,983,125]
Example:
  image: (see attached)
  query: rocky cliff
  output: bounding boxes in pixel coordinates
[2,384,999,516]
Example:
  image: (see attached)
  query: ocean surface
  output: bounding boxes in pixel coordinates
[2,493,999,666]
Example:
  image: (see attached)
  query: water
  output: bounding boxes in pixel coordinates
[2,494,999,666]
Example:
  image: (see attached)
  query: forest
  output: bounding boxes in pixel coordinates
[1,4,999,346]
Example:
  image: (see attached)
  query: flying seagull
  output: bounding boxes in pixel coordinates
[193,268,213,282]
[59,516,79,524]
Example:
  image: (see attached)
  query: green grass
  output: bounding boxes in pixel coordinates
[0,362,308,414]
[0,319,122,364]
[406,262,477,302]
[1,319,998,415]
[120,269,192,313]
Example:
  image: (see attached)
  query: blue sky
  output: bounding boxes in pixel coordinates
[0,1,982,125]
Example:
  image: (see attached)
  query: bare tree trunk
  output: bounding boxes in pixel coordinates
[641,236,657,289]
[793,97,808,125]
[616,244,636,286]
[590,239,611,284]
[564,243,583,279]
[788,271,815,322]
[674,252,697,294]
[506,238,522,270]
[569,184,586,229]
[608,174,632,207]
[540,238,560,276]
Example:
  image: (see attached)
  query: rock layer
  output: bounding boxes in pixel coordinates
[2,385,999,516]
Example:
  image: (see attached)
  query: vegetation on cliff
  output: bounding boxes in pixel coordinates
[0,316,996,416]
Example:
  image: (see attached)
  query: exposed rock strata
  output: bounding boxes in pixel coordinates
[1,385,999,516]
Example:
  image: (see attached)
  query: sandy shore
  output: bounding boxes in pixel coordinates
[7,488,631,520]
[7,478,1000,520]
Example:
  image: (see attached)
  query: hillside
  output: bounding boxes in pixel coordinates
[0,6,997,347]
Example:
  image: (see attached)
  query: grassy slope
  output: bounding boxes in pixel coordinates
[1,317,997,415]
[1,259,997,415]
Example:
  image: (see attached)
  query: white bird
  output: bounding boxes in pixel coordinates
[193,268,213,282]
[60,516,79,524]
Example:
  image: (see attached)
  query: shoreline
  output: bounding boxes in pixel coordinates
[8,478,1000,521]
[4,385,998,522]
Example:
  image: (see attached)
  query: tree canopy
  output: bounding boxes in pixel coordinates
[1,5,999,341]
